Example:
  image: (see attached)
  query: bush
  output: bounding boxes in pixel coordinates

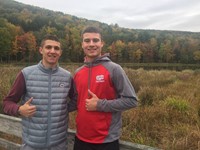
[165,97,190,112]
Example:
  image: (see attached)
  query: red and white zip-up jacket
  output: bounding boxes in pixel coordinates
[74,54,137,144]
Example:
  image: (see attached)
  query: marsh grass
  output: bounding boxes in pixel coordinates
[0,65,200,150]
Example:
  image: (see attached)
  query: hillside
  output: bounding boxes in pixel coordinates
[0,0,200,63]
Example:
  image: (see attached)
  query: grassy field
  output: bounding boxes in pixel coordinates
[0,64,200,150]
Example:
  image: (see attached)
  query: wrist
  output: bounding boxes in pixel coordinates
[17,107,21,116]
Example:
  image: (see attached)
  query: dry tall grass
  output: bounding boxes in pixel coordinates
[0,64,200,150]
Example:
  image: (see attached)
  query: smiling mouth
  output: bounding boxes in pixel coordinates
[48,54,57,57]
[87,47,98,51]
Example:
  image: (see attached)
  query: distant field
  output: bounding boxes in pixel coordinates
[0,64,200,150]
[1,62,200,71]
[119,63,200,70]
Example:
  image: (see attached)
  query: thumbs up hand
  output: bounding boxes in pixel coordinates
[18,97,36,117]
[85,90,99,111]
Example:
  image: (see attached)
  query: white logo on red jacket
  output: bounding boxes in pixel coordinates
[96,75,104,83]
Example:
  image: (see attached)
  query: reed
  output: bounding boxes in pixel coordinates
[1,65,200,150]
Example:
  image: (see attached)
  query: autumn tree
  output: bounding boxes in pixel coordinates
[65,26,82,62]
[164,40,174,63]
[0,28,12,62]
[127,42,135,62]
[133,49,143,63]
[16,32,36,62]
[113,40,126,62]
[193,50,200,63]
[0,18,22,62]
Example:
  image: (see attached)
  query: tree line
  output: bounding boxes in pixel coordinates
[0,0,200,64]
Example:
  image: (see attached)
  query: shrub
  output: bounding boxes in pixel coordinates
[164,97,189,113]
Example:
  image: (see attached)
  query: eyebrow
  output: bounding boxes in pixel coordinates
[83,38,101,42]
[45,45,61,50]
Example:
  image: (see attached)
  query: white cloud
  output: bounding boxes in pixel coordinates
[14,0,200,32]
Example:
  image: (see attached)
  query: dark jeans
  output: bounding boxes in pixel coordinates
[73,136,119,150]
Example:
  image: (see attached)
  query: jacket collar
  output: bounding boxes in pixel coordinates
[84,53,111,66]
[37,60,59,73]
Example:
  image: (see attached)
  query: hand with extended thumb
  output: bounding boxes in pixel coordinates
[85,90,99,111]
[18,97,36,117]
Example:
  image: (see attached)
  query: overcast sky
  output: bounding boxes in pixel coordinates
[14,0,200,32]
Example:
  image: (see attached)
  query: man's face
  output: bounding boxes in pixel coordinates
[39,40,62,68]
[82,33,104,62]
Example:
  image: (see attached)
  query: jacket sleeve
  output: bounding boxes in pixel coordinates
[97,64,137,112]
[67,77,77,112]
[3,71,26,116]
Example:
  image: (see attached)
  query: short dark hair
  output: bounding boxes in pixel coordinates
[40,34,60,47]
[81,26,103,40]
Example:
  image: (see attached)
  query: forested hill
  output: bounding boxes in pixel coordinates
[0,0,200,63]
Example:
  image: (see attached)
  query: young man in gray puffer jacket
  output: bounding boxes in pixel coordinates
[3,34,77,150]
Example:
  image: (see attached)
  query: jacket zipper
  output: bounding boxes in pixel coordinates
[88,63,92,97]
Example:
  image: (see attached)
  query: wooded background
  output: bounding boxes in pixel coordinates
[1,0,200,64]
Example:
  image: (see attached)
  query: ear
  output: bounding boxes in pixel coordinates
[82,42,84,49]
[101,41,104,47]
[39,47,43,54]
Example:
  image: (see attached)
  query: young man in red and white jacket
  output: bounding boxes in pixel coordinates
[73,26,138,150]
